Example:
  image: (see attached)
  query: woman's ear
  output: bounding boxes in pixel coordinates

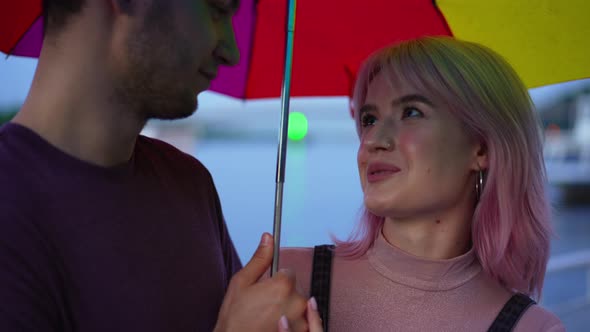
[472,142,489,171]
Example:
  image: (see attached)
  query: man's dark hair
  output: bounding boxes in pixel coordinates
[42,0,86,36]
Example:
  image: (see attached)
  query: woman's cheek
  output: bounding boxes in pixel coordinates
[398,129,424,156]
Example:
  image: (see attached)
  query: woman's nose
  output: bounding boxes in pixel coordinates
[363,124,395,152]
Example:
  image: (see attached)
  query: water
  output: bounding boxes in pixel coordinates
[195,139,363,259]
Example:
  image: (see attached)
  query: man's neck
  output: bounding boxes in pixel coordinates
[14,52,146,167]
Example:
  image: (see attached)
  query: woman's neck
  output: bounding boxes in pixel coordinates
[381,207,474,260]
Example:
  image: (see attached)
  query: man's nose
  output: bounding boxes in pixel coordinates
[215,20,240,66]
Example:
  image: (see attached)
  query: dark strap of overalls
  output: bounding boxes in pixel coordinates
[488,293,536,332]
[310,244,335,332]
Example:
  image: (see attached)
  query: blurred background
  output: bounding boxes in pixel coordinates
[2,57,589,331]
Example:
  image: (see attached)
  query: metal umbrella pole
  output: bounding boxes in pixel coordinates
[271,0,296,277]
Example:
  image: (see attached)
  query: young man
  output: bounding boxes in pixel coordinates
[0,1,321,331]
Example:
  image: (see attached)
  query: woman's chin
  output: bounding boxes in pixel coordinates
[364,197,395,218]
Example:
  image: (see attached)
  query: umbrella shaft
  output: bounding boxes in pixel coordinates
[271,182,285,276]
[271,0,296,277]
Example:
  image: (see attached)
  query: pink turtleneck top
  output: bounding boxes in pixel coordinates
[279,232,564,331]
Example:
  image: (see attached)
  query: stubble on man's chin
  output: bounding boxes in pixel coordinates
[145,95,198,120]
[112,51,199,121]
[112,72,198,121]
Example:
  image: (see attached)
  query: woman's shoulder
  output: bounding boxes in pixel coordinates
[279,247,317,297]
[279,247,315,273]
[475,274,565,331]
[280,246,314,261]
[514,304,565,332]
[280,245,339,271]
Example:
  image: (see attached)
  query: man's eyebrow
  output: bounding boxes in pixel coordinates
[392,94,435,107]
[214,0,239,13]
[230,0,240,12]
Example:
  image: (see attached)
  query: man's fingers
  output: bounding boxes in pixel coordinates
[307,297,324,332]
[231,233,273,288]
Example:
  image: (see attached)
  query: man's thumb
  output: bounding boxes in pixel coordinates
[233,233,274,287]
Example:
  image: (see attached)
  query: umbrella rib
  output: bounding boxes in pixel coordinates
[5,12,42,58]
[243,1,261,99]
[431,0,454,36]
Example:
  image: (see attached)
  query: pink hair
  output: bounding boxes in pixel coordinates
[335,36,552,300]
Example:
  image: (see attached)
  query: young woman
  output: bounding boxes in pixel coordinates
[279,36,564,332]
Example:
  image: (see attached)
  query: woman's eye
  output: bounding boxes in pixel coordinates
[402,107,423,119]
[360,113,377,127]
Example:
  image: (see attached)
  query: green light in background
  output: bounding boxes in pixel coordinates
[288,112,308,141]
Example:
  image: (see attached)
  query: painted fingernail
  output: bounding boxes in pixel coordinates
[309,297,318,311]
[280,315,290,330]
[278,268,294,278]
[261,233,271,246]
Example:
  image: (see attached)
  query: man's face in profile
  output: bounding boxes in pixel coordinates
[112,0,239,120]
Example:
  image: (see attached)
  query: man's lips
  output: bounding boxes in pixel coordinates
[199,70,217,81]
[366,162,401,183]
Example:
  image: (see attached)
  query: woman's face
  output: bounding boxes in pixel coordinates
[357,72,482,220]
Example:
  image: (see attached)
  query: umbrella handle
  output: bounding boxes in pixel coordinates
[271,0,297,277]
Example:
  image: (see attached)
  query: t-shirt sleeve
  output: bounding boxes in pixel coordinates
[0,204,61,331]
[206,171,242,282]
[154,140,243,287]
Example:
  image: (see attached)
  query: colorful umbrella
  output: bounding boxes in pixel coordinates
[3,0,590,274]
[4,1,590,92]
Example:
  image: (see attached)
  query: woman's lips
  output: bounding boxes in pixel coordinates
[366,162,401,183]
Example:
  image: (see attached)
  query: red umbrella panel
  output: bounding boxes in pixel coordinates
[210,0,451,99]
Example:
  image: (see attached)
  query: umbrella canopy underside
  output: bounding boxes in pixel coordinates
[3,0,589,97]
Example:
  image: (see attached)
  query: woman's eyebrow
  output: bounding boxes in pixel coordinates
[391,94,435,107]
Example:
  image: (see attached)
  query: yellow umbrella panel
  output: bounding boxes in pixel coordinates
[438,0,590,88]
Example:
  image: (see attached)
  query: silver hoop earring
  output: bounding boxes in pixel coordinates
[475,169,484,202]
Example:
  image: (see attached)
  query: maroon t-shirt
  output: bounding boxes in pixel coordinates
[0,122,241,331]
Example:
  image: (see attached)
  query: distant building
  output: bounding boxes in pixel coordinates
[540,89,590,200]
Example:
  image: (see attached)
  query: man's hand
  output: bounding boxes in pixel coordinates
[214,233,309,332]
